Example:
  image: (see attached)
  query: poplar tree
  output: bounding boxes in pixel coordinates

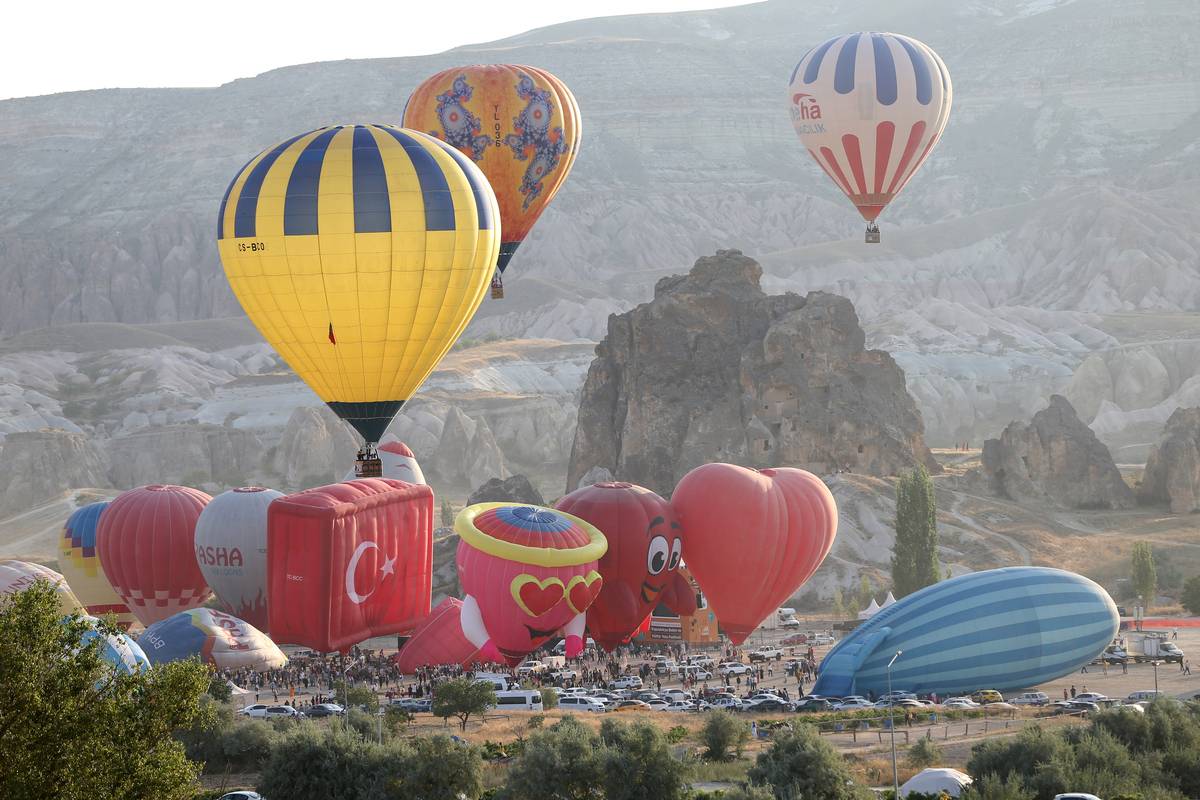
[891,466,941,598]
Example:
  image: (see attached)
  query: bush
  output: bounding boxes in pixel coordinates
[527,714,545,730]
[666,725,689,744]
[748,726,867,800]
[907,735,943,769]
[960,775,1033,800]
[207,675,232,702]
[539,688,558,710]
[500,716,602,799]
[344,707,377,740]
[383,706,412,739]
[598,718,688,800]
[700,710,750,761]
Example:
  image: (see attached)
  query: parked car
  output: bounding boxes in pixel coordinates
[614,699,651,712]
[793,697,836,712]
[745,698,791,713]
[218,793,264,800]
[782,634,808,646]
[719,661,750,676]
[609,675,643,690]
[558,696,607,713]
[1011,692,1050,706]
[1073,692,1108,704]
[305,703,345,718]
[264,705,300,718]
[810,634,836,645]
[781,618,802,629]
[516,660,547,676]
[710,696,744,710]
[875,698,923,709]
[664,700,696,712]
[833,698,875,710]
[1054,700,1100,716]
[970,689,1004,704]
[645,699,670,711]
[1126,690,1163,702]
[942,698,978,710]
[749,647,783,662]
[679,665,713,680]
[239,704,270,718]
[662,689,693,702]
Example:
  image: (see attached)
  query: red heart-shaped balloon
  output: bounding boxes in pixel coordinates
[515,576,565,617]
[671,464,837,645]
[567,572,603,614]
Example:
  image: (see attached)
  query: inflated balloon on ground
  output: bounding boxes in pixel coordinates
[671,464,837,644]
[79,615,150,676]
[456,503,606,664]
[194,486,283,631]
[58,502,134,626]
[0,560,83,616]
[96,485,212,626]
[555,482,696,651]
[140,608,287,671]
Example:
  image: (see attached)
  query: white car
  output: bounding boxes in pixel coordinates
[833,698,874,710]
[662,688,693,702]
[558,696,607,713]
[746,693,784,704]
[264,705,300,718]
[1074,692,1108,704]
[516,660,546,676]
[942,698,978,709]
[1011,692,1050,706]
[645,699,670,711]
[665,700,696,712]
[811,634,836,646]
[749,647,783,662]
[239,704,270,717]
[710,696,743,710]
[781,618,801,629]
[610,676,643,690]
[719,662,750,676]
[679,666,713,681]
[550,669,580,682]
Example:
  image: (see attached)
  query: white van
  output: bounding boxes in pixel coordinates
[474,673,515,691]
[1126,690,1163,702]
[494,690,544,711]
[558,695,607,713]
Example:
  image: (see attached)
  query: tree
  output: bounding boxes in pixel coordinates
[432,677,496,731]
[907,734,943,768]
[1183,576,1200,616]
[856,575,875,612]
[441,500,455,528]
[500,715,604,800]
[748,726,868,800]
[831,587,847,619]
[1131,541,1157,607]
[598,718,688,800]
[700,710,750,761]
[381,735,483,800]
[891,466,941,597]
[0,580,212,800]
[539,687,559,709]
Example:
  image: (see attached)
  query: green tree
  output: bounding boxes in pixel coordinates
[960,774,1034,800]
[258,725,373,800]
[383,705,413,738]
[539,687,559,709]
[335,680,379,712]
[1131,541,1157,607]
[831,587,847,619]
[747,726,867,800]
[891,466,941,597]
[0,581,212,800]
[598,718,688,800]
[380,735,484,800]
[500,715,603,800]
[432,677,496,731]
[1180,577,1200,615]
[700,709,750,761]
[207,674,233,702]
[907,734,943,768]
[856,575,875,612]
[441,500,455,528]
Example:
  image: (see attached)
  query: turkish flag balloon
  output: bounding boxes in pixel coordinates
[671,465,837,645]
[96,485,213,626]
[267,479,433,653]
[555,482,696,652]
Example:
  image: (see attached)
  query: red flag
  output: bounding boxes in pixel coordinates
[328,323,336,345]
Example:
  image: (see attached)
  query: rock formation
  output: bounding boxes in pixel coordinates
[1138,407,1200,513]
[430,527,461,605]
[568,250,937,495]
[980,395,1135,510]
[105,423,263,490]
[466,475,545,507]
[0,430,109,512]
[428,407,508,491]
[273,407,359,489]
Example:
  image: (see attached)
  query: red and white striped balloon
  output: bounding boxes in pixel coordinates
[788,32,951,225]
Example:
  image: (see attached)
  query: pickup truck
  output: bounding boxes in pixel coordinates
[749,647,783,662]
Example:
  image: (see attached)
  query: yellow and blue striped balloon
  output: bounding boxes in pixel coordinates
[216,124,500,442]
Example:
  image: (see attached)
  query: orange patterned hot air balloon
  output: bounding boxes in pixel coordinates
[404,64,581,298]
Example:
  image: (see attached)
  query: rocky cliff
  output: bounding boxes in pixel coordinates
[568,250,937,496]
[1138,407,1200,514]
[0,430,109,511]
[980,395,1135,510]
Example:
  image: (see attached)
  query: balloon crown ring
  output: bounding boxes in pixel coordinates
[455,502,607,566]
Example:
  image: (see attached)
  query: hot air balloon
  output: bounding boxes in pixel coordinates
[341,435,426,484]
[394,597,484,673]
[78,615,150,677]
[267,479,434,653]
[670,464,837,645]
[96,485,212,627]
[140,608,287,671]
[456,503,606,665]
[403,64,581,298]
[554,482,697,651]
[787,32,951,242]
[216,124,500,475]
[194,487,283,632]
[0,560,83,616]
[58,502,135,626]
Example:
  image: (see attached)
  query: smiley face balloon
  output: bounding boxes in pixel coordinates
[555,482,697,652]
[455,503,606,665]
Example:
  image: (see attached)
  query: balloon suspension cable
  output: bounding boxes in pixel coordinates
[490,270,504,300]
[865,222,881,244]
[354,442,383,478]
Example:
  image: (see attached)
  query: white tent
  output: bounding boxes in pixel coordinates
[899,768,973,798]
[857,597,881,620]
[882,591,897,608]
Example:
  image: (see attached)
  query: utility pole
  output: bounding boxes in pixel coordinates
[888,650,903,800]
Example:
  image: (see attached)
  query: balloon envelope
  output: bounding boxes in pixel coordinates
[456,503,606,665]
[217,124,500,443]
[79,615,150,676]
[59,502,135,626]
[787,32,951,223]
[555,482,696,651]
[0,559,83,616]
[96,485,212,626]
[404,64,581,282]
[194,487,283,632]
[140,608,287,671]
[394,597,483,672]
[671,465,837,644]
[268,479,434,652]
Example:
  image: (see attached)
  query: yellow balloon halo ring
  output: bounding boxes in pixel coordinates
[455,502,607,566]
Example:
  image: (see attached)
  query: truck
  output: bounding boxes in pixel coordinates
[1135,635,1184,664]
[541,655,567,669]
[777,607,797,619]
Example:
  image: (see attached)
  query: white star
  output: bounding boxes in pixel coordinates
[380,554,396,577]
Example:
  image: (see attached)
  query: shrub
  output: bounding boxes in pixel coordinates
[527,714,545,730]
[666,725,689,744]
[598,718,688,800]
[700,710,750,761]
[907,735,943,769]
[748,726,868,800]
[539,688,558,710]
[207,675,232,702]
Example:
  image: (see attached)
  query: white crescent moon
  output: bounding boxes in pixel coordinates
[345,541,379,605]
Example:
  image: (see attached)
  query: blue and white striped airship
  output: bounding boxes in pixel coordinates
[813,567,1119,698]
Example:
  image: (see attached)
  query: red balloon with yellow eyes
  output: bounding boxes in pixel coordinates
[455,503,607,666]
[555,482,697,652]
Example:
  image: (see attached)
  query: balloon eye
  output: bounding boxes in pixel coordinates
[668,539,682,571]
[647,536,669,576]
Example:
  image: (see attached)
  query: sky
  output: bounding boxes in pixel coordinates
[1,0,755,101]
